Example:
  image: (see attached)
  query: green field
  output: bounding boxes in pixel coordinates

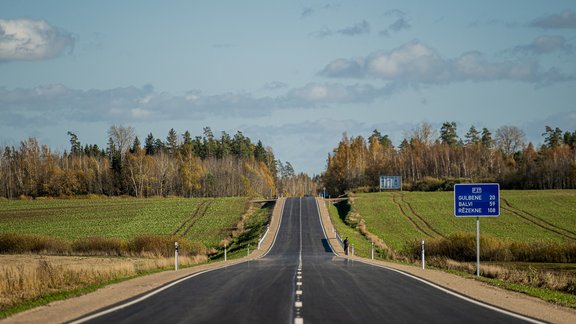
[343,190,576,253]
[0,197,251,249]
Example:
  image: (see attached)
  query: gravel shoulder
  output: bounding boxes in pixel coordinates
[316,197,576,324]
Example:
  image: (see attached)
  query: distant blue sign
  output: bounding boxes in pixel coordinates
[380,176,402,190]
[454,184,500,217]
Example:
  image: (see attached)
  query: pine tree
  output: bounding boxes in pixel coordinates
[440,122,459,146]
[145,133,156,155]
[254,140,267,162]
[465,126,481,145]
[130,136,141,153]
[67,131,82,156]
[543,126,563,148]
[481,128,494,148]
[182,131,193,146]
[166,128,178,156]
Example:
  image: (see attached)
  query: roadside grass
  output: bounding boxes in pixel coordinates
[476,277,576,308]
[441,267,576,309]
[211,201,274,260]
[327,200,373,258]
[0,255,207,318]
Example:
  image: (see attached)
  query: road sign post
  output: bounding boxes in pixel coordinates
[454,183,500,276]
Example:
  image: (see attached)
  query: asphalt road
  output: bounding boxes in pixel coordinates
[78,197,532,324]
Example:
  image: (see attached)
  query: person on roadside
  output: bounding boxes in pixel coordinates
[343,237,349,255]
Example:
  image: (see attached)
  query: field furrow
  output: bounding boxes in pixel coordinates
[502,198,576,240]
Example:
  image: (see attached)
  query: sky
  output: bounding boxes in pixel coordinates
[1,1,575,175]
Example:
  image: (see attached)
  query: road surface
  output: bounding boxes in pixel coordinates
[77,197,533,323]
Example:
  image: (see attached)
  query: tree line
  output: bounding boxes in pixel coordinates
[323,123,576,195]
[0,126,315,199]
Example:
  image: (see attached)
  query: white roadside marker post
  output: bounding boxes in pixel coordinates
[224,243,227,261]
[174,241,179,271]
[421,240,425,270]
[371,241,374,260]
[476,216,480,276]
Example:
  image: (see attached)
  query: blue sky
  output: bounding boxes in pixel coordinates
[1,1,575,175]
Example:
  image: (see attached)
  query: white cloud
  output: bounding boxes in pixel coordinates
[320,40,575,85]
[0,19,74,62]
[0,81,401,128]
[320,58,365,78]
[367,41,445,82]
[285,82,387,104]
[452,52,532,81]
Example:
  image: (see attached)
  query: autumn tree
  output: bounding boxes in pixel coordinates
[496,126,525,157]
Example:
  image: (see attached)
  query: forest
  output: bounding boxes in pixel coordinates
[2,122,574,199]
[323,123,576,195]
[0,126,315,199]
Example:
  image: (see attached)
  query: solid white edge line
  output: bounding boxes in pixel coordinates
[261,197,285,258]
[355,260,545,324]
[314,198,544,324]
[71,198,287,324]
[69,267,224,324]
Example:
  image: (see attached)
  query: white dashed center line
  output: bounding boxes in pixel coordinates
[294,198,304,324]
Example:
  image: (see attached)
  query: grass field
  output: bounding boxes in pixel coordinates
[348,190,576,252]
[0,197,249,249]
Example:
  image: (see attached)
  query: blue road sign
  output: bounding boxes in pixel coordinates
[454,183,500,217]
[380,176,401,190]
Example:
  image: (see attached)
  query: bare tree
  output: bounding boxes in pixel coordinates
[407,122,436,146]
[495,126,525,157]
[108,125,136,158]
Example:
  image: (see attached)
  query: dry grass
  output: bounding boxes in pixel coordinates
[406,232,576,263]
[0,233,208,257]
[0,254,207,311]
[425,256,576,294]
